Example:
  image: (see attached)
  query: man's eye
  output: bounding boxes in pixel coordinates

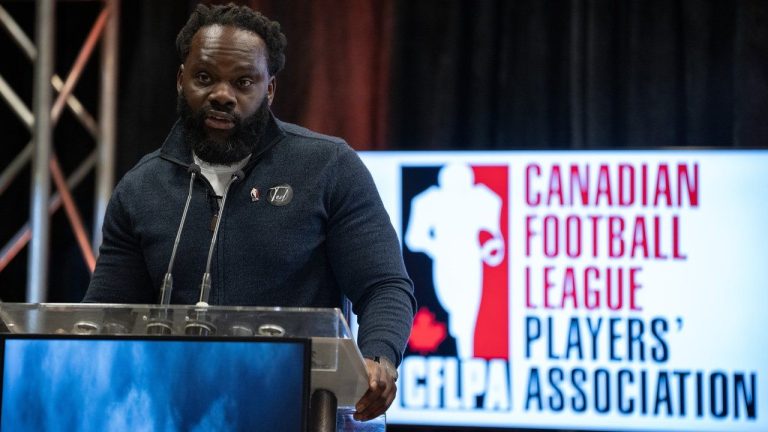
[196,73,211,84]
[238,79,254,88]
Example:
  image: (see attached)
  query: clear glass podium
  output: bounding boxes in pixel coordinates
[0,303,384,431]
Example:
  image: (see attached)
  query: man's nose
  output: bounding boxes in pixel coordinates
[208,81,236,108]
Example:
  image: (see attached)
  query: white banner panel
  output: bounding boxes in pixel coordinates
[359,150,768,431]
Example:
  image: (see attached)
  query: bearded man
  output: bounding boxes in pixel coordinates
[84,3,415,422]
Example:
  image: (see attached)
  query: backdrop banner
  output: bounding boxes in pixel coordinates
[361,150,767,431]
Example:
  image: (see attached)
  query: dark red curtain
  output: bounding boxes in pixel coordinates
[212,0,394,149]
[388,0,768,150]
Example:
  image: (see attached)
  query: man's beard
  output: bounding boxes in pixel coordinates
[177,93,271,165]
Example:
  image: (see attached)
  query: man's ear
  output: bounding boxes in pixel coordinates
[176,64,184,94]
[267,76,276,106]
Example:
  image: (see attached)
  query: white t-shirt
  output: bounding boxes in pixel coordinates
[193,152,251,199]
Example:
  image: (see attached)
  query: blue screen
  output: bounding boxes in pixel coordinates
[0,337,307,431]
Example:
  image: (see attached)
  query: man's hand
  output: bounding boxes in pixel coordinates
[354,357,398,421]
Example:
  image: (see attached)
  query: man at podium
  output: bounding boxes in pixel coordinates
[83,3,415,422]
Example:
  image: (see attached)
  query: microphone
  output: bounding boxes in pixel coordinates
[148,164,200,336]
[196,169,244,307]
[158,163,201,305]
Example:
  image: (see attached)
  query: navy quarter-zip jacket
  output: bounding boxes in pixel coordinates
[85,114,416,365]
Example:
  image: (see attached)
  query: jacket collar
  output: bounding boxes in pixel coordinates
[159,111,286,168]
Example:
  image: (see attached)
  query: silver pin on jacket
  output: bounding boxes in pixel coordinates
[268,184,293,206]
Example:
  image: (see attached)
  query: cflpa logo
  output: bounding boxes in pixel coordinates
[399,162,511,411]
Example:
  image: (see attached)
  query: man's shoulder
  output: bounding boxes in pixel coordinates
[113,148,169,194]
[276,119,347,147]
[124,148,165,177]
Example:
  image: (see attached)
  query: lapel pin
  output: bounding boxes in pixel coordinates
[268,184,293,206]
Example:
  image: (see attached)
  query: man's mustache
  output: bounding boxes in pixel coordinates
[197,105,241,125]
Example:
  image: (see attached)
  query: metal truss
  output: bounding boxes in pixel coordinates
[0,0,119,302]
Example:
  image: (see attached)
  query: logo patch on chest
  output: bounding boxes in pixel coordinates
[267,184,293,206]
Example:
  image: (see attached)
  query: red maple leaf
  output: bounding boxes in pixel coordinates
[408,307,447,355]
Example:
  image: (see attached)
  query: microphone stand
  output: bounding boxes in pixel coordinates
[186,170,243,336]
[147,164,200,335]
